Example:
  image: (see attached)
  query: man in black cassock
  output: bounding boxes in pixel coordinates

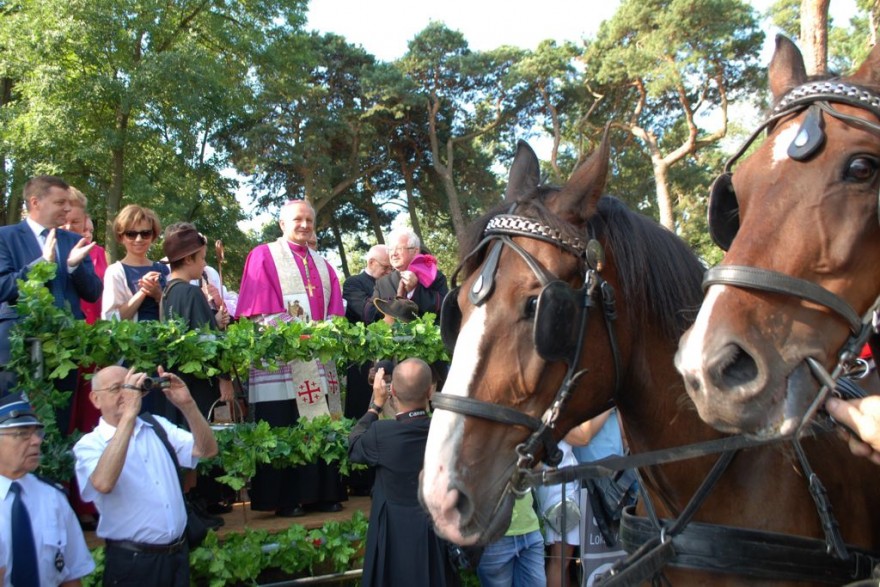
[342,244,391,418]
[348,358,459,587]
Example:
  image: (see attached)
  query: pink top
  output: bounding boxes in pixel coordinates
[81,244,109,324]
[235,241,344,320]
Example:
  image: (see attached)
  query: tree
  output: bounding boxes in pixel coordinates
[399,23,530,243]
[583,0,764,231]
[800,0,831,74]
[0,0,304,262]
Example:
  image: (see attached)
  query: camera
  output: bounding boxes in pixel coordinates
[141,375,171,392]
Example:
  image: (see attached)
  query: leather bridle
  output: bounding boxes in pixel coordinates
[431,209,621,478]
[705,81,880,418]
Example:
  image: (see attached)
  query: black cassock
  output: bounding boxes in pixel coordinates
[349,412,459,587]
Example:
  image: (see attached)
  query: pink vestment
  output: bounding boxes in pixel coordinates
[236,241,344,320]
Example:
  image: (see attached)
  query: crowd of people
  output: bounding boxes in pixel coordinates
[1,174,880,586]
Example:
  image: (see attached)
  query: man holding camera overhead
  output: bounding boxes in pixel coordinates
[73,365,218,586]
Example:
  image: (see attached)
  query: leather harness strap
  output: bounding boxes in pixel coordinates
[619,508,880,585]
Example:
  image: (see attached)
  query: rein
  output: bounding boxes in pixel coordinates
[705,80,880,427]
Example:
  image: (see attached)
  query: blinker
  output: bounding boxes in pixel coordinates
[469,241,504,306]
[787,105,825,161]
[586,239,605,272]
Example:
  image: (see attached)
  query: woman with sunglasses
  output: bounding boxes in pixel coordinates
[101,205,169,322]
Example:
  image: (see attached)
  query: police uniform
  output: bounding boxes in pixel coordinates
[0,475,94,586]
[0,394,94,586]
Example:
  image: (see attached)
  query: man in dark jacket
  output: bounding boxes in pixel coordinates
[342,244,390,496]
[0,176,102,409]
[366,229,447,325]
[349,358,459,587]
[343,245,390,327]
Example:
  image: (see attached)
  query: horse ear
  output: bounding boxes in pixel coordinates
[504,141,541,202]
[850,42,880,85]
[768,35,807,100]
[553,124,611,224]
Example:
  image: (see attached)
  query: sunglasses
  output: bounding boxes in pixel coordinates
[123,230,154,240]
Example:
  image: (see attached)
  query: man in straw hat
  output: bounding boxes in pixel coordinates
[0,393,94,585]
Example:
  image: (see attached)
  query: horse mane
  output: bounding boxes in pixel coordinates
[589,196,706,340]
[458,192,706,341]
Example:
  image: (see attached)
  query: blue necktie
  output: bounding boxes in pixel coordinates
[10,481,39,586]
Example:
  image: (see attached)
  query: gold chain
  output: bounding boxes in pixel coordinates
[291,248,316,296]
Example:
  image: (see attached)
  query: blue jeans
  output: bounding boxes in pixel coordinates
[477,529,546,587]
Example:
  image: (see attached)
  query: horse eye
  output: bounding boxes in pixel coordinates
[844,156,878,183]
[525,296,538,319]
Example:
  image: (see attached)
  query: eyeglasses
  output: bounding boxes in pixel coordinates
[92,383,124,395]
[0,428,46,440]
[123,230,154,240]
[389,246,417,254]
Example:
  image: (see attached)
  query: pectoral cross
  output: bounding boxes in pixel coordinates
[293,249,317,297]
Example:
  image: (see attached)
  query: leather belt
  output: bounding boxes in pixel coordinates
[105,535,186,555]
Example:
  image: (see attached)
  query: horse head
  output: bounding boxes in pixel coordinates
[419,135,625,546]
[677,35,880,436]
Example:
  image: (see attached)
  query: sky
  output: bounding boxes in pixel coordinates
[305,0,859,65]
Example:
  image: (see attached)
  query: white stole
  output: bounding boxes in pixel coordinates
[248,239,342,418]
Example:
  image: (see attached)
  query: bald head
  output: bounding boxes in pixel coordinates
[93,365,127,390]
[391,358,432,408]
[365,244,391,279]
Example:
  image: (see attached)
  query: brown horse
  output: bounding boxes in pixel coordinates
[420,134,880,584]
[676,35,880,436]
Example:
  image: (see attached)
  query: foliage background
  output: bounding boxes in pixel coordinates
[0,1,873,279]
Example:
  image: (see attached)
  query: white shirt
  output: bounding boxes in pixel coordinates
[73,414,197,544]
[0,473,95,586]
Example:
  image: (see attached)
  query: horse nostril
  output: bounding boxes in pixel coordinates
[455,487,474,522]
[709,344,759,391]
[685,374,702,395]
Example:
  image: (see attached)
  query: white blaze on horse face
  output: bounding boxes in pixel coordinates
[770,123,800,167]
[676,286,724,386]
[422,305,488,544]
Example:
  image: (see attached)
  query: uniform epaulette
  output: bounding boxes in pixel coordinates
[33,474,69,496]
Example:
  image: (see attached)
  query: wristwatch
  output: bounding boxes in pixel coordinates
[368,400,383,414]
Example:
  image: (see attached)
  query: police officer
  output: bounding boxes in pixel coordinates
[0,393,94,586]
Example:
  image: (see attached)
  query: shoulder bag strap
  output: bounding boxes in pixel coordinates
[140,412,185,493]
[160,279,186,322]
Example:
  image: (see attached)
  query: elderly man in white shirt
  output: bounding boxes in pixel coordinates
[74,365,218,586]
[0,393,94,586]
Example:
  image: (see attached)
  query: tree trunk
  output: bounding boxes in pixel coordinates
[870,3,880,48]
[0,77,13,225]
[106,109,129,262]
[800,0,830,75]
[401,162,423,241]
[329,218,349,279]
[362,197,384,244]
[653,159,675,231]
[7,166,25,225]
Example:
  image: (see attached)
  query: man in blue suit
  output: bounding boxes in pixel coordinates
[0,175,103,401]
